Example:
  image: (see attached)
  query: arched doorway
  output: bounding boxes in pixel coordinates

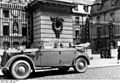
[96,41,102,52]
[13,42,19,48]
[22,42,27,48]
[110,40,116,48]
[3,42,10,49]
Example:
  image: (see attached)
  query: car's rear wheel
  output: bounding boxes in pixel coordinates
[10,60,31,79]
[74,57,88,73]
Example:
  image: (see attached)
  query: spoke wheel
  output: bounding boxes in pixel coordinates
[74,58,88,73]
[10,60,31,79]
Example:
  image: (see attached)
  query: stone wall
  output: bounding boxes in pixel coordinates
[32,2,74,46]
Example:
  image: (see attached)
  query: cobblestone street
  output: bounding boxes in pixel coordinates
[28,66,120,80]
[0,58,120,80]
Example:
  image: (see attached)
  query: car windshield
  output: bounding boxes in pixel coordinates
[31,41,73,49]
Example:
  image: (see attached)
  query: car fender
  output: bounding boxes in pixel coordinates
[73,53,90,66]
[3,54,35,70]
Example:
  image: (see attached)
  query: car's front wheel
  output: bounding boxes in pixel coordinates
[74,57,88,73]
[10,60,31,79]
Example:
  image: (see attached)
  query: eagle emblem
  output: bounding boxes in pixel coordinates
[51,17,64,38]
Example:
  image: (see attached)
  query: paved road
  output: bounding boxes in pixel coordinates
[31,66,120,80]
[1,66,120,80]
[29,66,120,80]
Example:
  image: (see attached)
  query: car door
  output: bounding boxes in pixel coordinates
[33,49,42,67]
[59,48,76,66]
[40,48,60,66]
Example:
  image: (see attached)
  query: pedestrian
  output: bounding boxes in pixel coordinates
[117,46,120,63]
[107,47,111,58]
[60,43,63,48]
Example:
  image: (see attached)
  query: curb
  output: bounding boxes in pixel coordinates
[88,64,120,69]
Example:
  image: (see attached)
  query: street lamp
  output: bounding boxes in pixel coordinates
[85,17,90,43]
[109,18,114,48]
[108,18,114,58]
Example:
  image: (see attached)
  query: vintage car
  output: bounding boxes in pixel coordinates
[1,43,90,79]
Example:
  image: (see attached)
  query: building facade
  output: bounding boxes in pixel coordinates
[0,0,94,49]
[27,0,76,48]
[90,0,120,53]
[72,0,94,45]
[0,0,31,49]
[72,4,92,45]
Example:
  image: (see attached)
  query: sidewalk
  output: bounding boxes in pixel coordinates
[89,54,120,68]
[89,58,120,68]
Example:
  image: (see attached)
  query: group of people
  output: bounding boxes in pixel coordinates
[99,46,120,63]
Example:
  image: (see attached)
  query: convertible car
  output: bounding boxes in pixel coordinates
[1,43,90,79]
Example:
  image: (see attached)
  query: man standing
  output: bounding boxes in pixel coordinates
[117,46,120,63]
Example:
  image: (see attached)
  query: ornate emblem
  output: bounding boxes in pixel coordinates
[11,10,20,18]
[51,17,64,38]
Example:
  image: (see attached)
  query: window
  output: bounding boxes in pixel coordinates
[111,0,117,6]
[97,27,101,38]
[97,16,101,22]
[22,27,27,36]
[75,17,79,24]
[75,30,79,38]
[97,5,100,11]
[13,42,19,48]
[3,25,9,36]
[3,9,9,17]
[97,4,102,11]
[13,21,19,34]
[74,6,78,11]
[83,5,89,12]
[13,42,19,46]
[22,42,27,46]
[12,0,19,3]
[3,42,10,49]
[22,12,26,19]
[104,13,106,22]
[110,13,115,22]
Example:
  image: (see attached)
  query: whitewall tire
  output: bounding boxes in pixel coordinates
[10,60,31,79]
[74,58,88,73]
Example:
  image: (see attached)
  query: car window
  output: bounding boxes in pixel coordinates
[31,41,73,49]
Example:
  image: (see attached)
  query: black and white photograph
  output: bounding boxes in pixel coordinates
[0,0,120,82]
